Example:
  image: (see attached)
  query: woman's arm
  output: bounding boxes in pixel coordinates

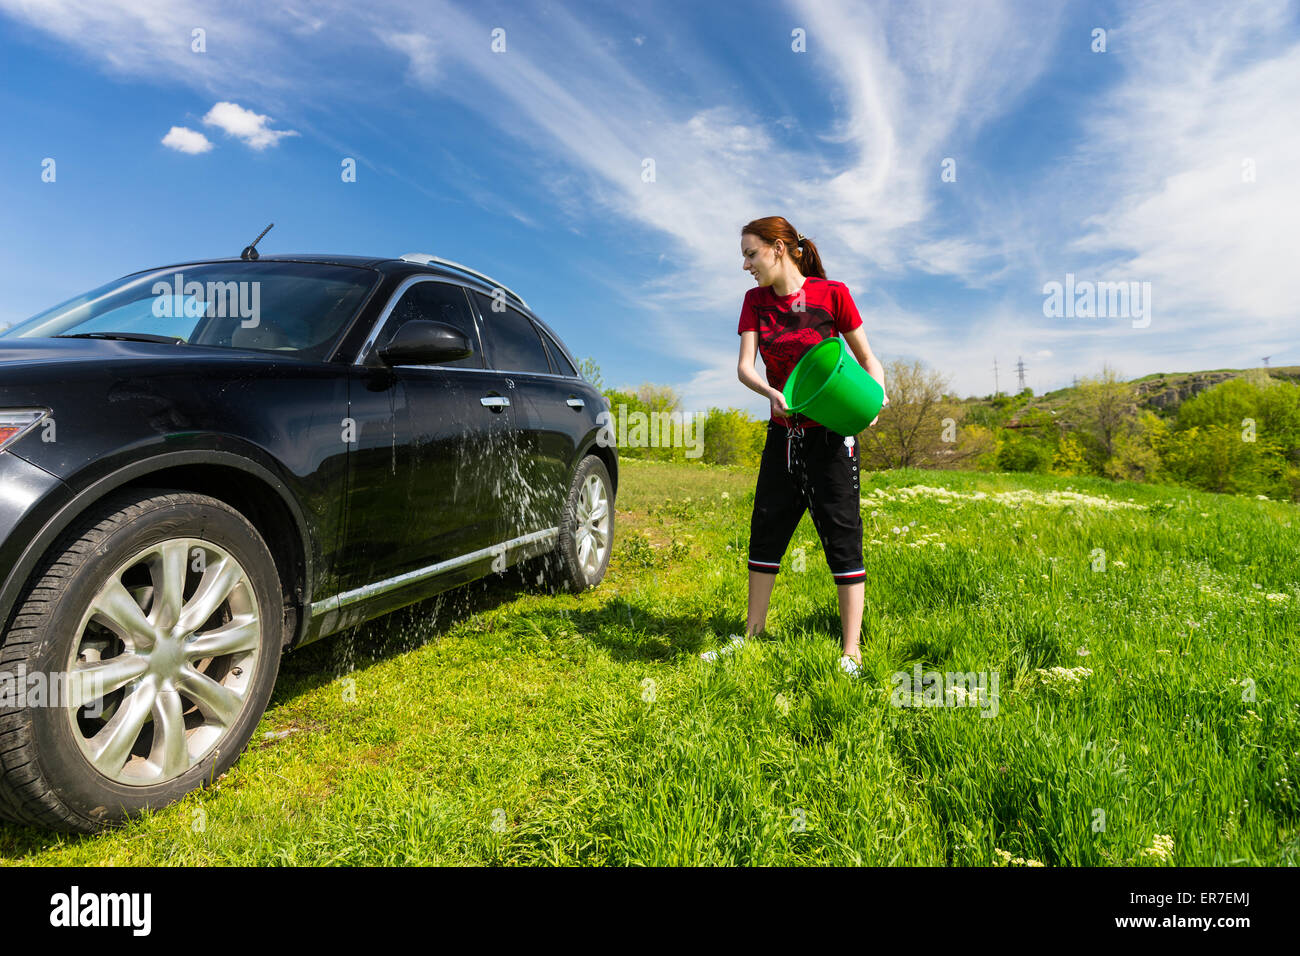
[738,330,790,418]
[842,325,890,424]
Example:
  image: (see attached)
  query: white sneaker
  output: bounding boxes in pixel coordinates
[701,634,746,662]
[838,655,861,677]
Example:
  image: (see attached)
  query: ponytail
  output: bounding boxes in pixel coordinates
[740,216,827,279]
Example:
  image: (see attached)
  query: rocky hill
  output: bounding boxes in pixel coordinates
[963,365,1300,430]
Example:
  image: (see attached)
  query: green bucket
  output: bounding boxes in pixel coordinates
[782,337,884,435]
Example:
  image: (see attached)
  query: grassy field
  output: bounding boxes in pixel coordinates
[1,459,1297,865]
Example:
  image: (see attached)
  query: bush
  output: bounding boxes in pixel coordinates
[995,432,1051,472]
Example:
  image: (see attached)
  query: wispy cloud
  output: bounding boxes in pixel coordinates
[4,0,1296,410]
[0,1,274,89]
[965,0,1300,396]
[1068,0,1300,330]
[382,31,440,85]
[367,0,1066,408]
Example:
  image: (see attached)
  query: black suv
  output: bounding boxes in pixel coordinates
[0,252,616,832]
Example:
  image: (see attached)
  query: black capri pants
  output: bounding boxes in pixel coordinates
[747,421,865,584]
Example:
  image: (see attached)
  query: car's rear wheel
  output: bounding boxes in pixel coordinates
[0,490,282,832]
[527,455,614,593]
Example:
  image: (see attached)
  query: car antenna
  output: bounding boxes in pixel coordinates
[240,223,274,261]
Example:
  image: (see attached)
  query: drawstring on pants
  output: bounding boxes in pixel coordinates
[785,421,806,473]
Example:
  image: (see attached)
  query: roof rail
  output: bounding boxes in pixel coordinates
[398,253,529,310]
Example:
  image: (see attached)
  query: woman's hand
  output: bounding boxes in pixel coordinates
[770,388,791,420]
[869,390,889,428]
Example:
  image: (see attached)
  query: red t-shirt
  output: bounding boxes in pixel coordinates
[737,275,864,427]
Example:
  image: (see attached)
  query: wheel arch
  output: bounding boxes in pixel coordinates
[0,450,313,650]
[576,431,619,498]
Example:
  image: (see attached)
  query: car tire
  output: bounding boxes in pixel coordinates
[0,489,283,833]
[529,455,614,594]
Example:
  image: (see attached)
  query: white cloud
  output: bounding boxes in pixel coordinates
[382,31,438,85]
[1067,0,1300,330]
[160,125,212,154]
[202,101,298,150]
[949,0,1300,398]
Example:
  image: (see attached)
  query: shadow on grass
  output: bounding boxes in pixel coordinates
[551,595,743,663]
[272,571,530,699]
[0,557,782,854]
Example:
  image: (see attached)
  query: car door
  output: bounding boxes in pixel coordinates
[468,290,578,540]
[342,278,514,591]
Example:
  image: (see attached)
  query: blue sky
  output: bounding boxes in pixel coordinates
[1,0,1297,419]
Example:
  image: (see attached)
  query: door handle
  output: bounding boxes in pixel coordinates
[481,395,510,410]
[566,396,585,409]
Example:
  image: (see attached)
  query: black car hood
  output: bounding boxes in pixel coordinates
[0,337,301,368]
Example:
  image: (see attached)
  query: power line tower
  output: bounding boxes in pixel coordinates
[1262,355,1272,368]
[1072,375,1079,388]
[1016,356,1028,392]
[992,357,1000,397]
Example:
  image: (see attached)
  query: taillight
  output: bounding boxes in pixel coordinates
[0,409,47,451]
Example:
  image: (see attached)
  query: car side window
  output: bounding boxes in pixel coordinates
[470,292,552,375]
[543,334,578,377]
[381,281,482,369]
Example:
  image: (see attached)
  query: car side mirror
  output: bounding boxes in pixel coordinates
[378,320,473,366]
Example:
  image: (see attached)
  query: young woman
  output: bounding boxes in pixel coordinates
[711,217,887,676]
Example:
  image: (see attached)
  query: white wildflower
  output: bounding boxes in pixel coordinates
[994,847,1045,867]
[1140,833,1174,863]
[1034,666,1093,695]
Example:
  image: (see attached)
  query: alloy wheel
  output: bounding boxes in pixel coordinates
[574,473,611,580]
[65,538,262,785]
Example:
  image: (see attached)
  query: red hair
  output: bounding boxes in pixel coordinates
[740,217,827,279]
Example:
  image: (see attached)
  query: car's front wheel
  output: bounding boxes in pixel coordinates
[0,489,283,832]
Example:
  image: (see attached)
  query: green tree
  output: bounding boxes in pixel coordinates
[700,407,764,466]
[858,359,986,468]
[1068,364,1137,468]
[601,383,694,463]
[577,356,604,390]
[1104,410,1167,483]
[1049,432,1091,476]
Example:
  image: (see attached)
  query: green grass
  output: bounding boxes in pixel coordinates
[2,460,1297,865]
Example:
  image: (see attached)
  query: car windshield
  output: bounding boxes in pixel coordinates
[0,261,378,359]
